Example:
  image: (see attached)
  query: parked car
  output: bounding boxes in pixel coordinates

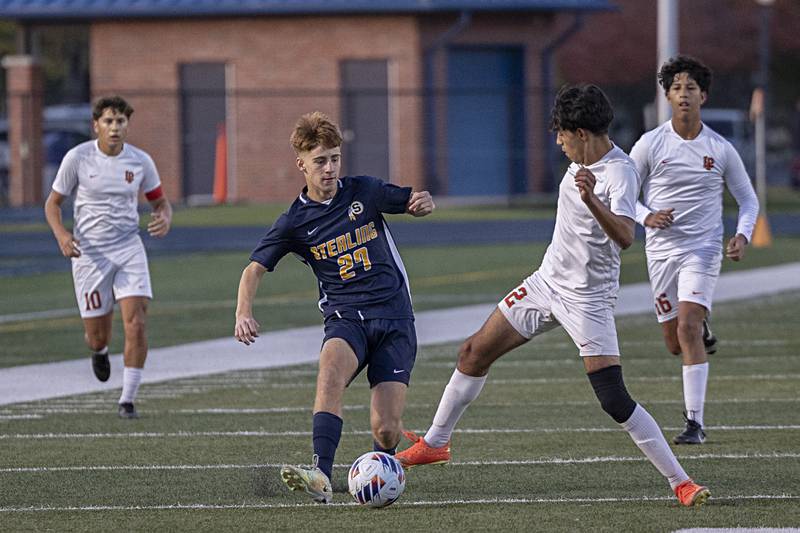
[0,103,92,204]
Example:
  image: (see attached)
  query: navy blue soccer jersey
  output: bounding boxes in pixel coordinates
[250,176,414,321]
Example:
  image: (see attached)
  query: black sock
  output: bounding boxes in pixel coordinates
[312,411,343,479]
[373,441,396,455]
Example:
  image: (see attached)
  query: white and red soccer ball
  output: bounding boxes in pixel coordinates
[347,451,406,508]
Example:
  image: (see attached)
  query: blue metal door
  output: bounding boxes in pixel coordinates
[446,48,525,196]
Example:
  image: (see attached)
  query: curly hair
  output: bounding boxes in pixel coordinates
[658,55,712,95]
[290,111,343,154]
[92,95,134,120]
[549,84,614,134]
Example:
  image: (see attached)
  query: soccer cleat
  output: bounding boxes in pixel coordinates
[674,479,710,507]
[117,402,139,419]
[395,430,451,468]
[92,352,111,382]
[673,415,706,445]
[702,319,717,355]
[280,456,332,504]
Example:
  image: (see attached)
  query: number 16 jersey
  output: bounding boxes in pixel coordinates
[250,176,413,321]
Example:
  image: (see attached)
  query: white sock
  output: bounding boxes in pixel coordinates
[424,369,488,448]
[93,346,108,356]
[682,363,708,426]
[119,367,143,404]
[621,404,689,490]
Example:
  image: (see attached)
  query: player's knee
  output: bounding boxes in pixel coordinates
[123,313,147,336]
[665,339,682,356]
[457,336,489,375]
[84,331,109,351]
[676,319,701,343]
[588,365,637,424]
[371,421,401,450]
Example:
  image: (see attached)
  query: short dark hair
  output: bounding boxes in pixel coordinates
[658,55,712,95]
[549,84,614,134]
[92,95,134,120]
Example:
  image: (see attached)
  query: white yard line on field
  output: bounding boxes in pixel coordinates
[1,424,799,440]
[1,262,799,406]
[0,494,797,513]
[4,397,800,417]
[2,452,798,473]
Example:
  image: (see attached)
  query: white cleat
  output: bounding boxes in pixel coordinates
[280,461,332,504]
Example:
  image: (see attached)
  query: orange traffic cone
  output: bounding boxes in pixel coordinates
[213,122,227,204]
[751,213,772,248]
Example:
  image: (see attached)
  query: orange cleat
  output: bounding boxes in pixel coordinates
[674,479,710,507]
[395,430,451,468]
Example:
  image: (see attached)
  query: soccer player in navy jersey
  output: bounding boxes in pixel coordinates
[233,111,434,503]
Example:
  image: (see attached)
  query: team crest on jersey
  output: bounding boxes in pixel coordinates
[702,156,715,171]
[124,170,134,183]
[348,201,364,221]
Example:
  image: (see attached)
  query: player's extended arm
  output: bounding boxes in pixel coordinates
[724,153,759,262]
[574,167,635,249]
[147,195,173,238]
[44,190,81,258]
[234,261,267,345]
[406,191,435,217]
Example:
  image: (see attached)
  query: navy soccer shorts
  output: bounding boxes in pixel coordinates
[322,317,417,387]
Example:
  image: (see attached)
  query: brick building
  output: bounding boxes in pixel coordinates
[0,0,612,205]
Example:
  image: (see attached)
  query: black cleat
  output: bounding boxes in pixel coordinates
[702,319,717,355]
[118,402,139,419]
[673,415,706,445]
[92,352,111,382]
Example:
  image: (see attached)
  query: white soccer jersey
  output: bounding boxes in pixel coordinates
[52,140,161,253]
[539,144,639,300]
[630,120,759,259]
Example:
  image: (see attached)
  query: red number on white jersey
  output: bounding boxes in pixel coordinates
[504,286,528,308]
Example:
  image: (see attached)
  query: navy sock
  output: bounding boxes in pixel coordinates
[373,441,396,455]
[312,411,343,479]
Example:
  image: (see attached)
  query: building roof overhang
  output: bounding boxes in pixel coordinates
[0,0,614,22]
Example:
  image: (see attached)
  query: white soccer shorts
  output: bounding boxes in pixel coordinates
[646,247,722,323]
[497,270,620,357]
[71,236,153,318]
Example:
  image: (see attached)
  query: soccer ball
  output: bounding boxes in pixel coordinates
[347,451,406,508]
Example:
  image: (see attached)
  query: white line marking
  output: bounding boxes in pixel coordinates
[216,374,800,390]
[0,494,797,513]
[0,308,75,325]
[2,425,799,440]
[5,398,800,417]
[2,452,798,473]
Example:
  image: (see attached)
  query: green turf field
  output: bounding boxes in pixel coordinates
[2,237,800,367]
[0,291,798,531]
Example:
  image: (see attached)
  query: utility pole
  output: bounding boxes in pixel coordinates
[750,0,774,247]
[657,0,679,125]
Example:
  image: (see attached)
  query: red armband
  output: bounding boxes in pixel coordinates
[145,186,163,201]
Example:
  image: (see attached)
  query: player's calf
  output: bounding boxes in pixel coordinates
[587,365,637,423]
